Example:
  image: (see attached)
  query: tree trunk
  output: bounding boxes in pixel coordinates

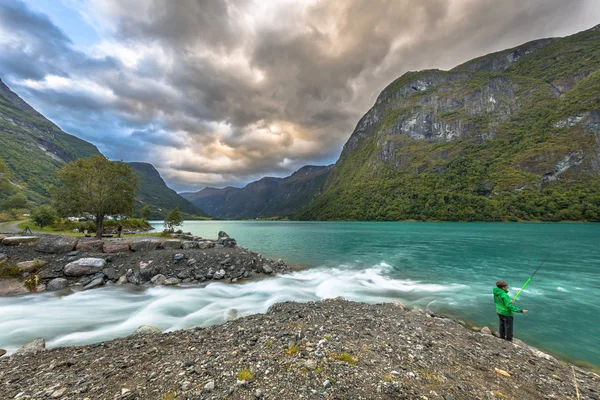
[96,214,104,239]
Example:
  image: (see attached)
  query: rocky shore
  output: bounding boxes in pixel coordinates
[0,299,598,399]
[0,231,290,296]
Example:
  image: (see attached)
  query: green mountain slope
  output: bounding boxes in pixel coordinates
[0,78,101,203]
[128,162,209,219]
[181,165,332,219]
[299,25,600,221]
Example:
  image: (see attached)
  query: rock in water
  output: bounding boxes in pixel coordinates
[218,231,230,239]
[47,278,69,291]
[63,258,107,276]
[34,235,78,254]
[262,265,273,274]
[151,274,167,285]
[83,277,104,290]
[133,325,162,335]
[16,338,45,355]
[0,348,6,357]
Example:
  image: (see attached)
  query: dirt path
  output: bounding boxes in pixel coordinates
[0,220,23,234]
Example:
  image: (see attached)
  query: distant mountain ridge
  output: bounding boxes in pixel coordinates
[128,162,208,218]
[0,79,206,218]
[298,24,600,221]
[181,165,332,219]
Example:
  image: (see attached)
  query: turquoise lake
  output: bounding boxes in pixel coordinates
[155,221,600,367]
[0,221,598,368]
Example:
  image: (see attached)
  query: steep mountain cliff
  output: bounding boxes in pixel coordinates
[0,78,101,202]
[182,165,332,219]
[128,162,208,219]
[0,80,207,218]
[299,25,600,221]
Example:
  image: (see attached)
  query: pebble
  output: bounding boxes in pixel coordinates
[51,387,67,398]
[323,380,332,388]
[204,380,215,391]
[305,359,317,370]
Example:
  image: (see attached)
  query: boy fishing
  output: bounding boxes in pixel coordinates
[493,281,528,342]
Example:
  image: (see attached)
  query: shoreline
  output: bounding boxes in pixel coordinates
[1,299,598,399]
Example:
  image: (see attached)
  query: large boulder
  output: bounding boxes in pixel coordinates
[64,258,107,277]
[0,234,7,241]
[47,278,69,291]
[103,240,131,253]
[130,239,161,252]
[218,231,230,239]
[16,338,45,355]
[34,235,79,254]
[198,241,215,249]
[1,236,40,246]
[16,259,48,272]
[160,239,182,250]
[76,239,104,253]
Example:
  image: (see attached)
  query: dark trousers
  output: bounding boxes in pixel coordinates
[498,314,514,341]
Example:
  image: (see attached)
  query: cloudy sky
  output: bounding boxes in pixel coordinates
[1,0,599,192]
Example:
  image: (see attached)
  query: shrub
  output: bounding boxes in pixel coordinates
[237,369,254,381]
[0,263,21,279]
[286,343,300,356]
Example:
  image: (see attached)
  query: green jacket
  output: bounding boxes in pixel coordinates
[493,287,522,316]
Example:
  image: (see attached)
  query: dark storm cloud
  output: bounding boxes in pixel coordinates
[1,0,599,191]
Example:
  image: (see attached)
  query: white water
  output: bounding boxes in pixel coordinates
[0,263,466,354]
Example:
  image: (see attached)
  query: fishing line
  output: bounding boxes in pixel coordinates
[512,240,562,301]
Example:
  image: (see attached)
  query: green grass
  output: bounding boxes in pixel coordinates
[0,263,21,279]
[331,352,357,365]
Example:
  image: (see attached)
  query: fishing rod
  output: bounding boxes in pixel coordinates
[512,251,552,301]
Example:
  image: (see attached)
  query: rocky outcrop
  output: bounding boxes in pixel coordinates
[0,232,292,295]
[34,235,78,254]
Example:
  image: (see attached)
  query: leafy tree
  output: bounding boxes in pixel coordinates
[52,155,140,238]
[140,205,152,221]
[0,193,28,210]
[164,207,183,232]
[30,205,56,229]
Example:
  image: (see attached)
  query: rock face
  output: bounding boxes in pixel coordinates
[63,258,107,277]
[102,240,130,253]
[75,239,104,253]
[300,26,600,222]
[34,235,78,254]
[1,236,40,246]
